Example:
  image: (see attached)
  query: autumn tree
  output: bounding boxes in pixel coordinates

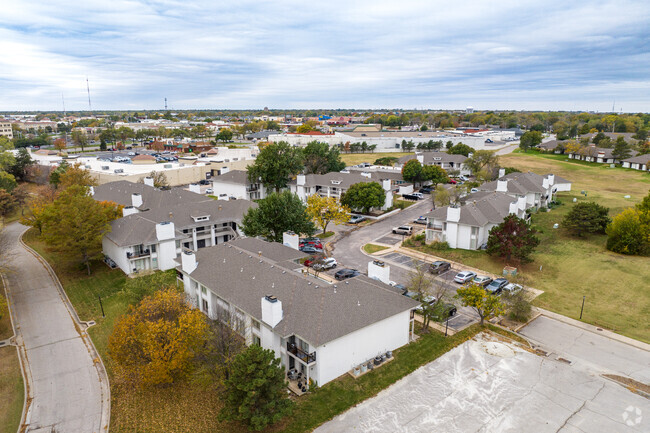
[0,171,17,193]
[306,194,350,234]
[303,141,345,174]
[519,131,542,152]
[563,202,610,237]
[53,137,67,152]
[340,181,385,214]
[432,184,450,209]
[247,141,304,192]
[11,184,29,216]
[41,185,121,274]
[219,345,294,431]
[606,196,650,256]
[456,284,505,325]
[58,163,98,190]
[138,171,169,188]
[241,191,315,242]
[70,129,88,152]
[486,214,539,263]
[407,262,447,331]
[0,190,17,226]
[465,150,499,180]
[216,128,234,142]
[108,288,210,386]
[21,185,57,234]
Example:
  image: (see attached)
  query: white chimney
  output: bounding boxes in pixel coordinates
[189,183,201,194]
[261,295,283,328]
[381,178,391,191]
[220,166,230,175]
[542,177,549,189]
[155,221,175,241]
[498,168,506,178]
[497,179,508,193]
[131,193,143,207]
[509,201,518,215]
[416,154,424,164]
[447,206,461,223]
[297,174,306,186]
[181,250,197,274]
[122,206,137,217]
[547,174,555,186]
[360,172,371,178]
[89,186,95,196]
[517,196,527,210]
[282,231,299,250]
[143,177,154,187]
[368,260,390,284]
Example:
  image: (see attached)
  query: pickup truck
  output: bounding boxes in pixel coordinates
[402,192,424,201]
[392,225,413,235]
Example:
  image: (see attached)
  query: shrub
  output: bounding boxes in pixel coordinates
[427,241,450,251]
[501,290,532,323]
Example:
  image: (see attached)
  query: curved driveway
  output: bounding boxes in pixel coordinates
[1,223,109,433]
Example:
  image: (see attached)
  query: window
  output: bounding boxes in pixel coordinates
[201,285,207,295]
[202,299,209,313]
[149,244,156,253]
[197,239,206,248]
[253,335,261,346]
[252,319,260,330]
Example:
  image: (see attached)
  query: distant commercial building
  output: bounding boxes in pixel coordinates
[0,120,14,139]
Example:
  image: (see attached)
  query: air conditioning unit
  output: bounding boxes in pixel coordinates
[164,164,172,168]
[101,166,109,170]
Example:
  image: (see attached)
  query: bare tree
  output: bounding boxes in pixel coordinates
[204,305,246,382]
[407,261,449,331]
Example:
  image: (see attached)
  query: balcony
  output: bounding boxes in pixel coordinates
[287,342,316,364]
[127,249,150,259]
[427,224,443,231]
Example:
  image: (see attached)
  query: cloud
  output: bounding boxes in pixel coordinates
[0,0,648,111]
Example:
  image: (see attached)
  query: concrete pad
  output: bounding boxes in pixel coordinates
[520,315,650,383]
[315,334,650,433]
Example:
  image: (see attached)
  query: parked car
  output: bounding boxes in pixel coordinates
[403,291,419,299]
[299,241,323,250]
[454,271,476,284]
[415,295,437,313]
[429,261,451,274]
[300,245,323,254]
[432,303,458,321]
[392,225,413,235]
[448,178,457,184]
[413,216,427,225]
[460,175,470,181]
[402,192,424,200]
[127,152,136,156]
[348,215,366,224]
[501,283,523,295]
[205,188,214,194]
[389,281,407,295]
[199,179,210,185]
[419,186,433,194]
[472,275,493,287]
[470,188,479,193]
[485,278,509,294]
[301,237,321,243]
[312,257,337,271]
[334,268,360,280]
[357,162,371,168]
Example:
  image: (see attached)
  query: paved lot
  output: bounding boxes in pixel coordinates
[520,315,650,384]
[1,223,108,432]
[316,333,650,433]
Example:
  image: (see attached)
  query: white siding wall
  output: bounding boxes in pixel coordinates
[212,181,247,200]
[102,237,131,274]
[157,239,178,270]
[314,310,411,386]
[455,224,473,250]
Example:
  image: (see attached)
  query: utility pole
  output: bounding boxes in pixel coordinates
[62,93,66,116]
[86,77,92,111]
[165,97,168,111]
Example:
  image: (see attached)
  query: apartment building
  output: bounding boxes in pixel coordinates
[0,120,13,139]
[178,237,419,386]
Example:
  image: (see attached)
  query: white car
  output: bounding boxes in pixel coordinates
[205,188,214,194]
[502,283,523,295]
[312,257,338,271]
[415,295,437,313]
[454,271,476,284]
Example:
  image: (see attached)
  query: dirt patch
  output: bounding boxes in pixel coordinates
[603,374,650,398]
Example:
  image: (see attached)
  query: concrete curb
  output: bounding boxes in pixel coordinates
[18,228,112,433]
[0,266,31,433]
[532,307,650,352]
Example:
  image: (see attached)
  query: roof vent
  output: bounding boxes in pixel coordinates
[357,300,361,306]
[240,267,243,272]
[345,281,349,284]
[264,295,277,303]
[223,258,226,263]
[282,271,286,274]
[252,276,255,279]
[315,285,319,289]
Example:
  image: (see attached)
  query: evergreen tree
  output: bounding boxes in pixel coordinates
[563,202,610,236]
[220,345,294,431]
[241,191,315,242]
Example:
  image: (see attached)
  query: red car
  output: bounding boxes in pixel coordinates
[299,241,323,249]
[304,259,314,267]
[448,178,457,184]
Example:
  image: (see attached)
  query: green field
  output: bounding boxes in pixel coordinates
[410,151,650,342]
[341,152,413,166]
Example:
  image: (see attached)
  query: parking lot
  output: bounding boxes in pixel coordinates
[316,333,650,433]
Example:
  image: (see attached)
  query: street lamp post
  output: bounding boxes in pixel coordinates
[579,296,585,320]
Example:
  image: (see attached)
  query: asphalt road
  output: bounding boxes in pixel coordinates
[1,223,109,433]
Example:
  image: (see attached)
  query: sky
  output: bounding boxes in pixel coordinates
[0,0,649,112]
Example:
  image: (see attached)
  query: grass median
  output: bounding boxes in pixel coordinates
[363,243,389,254]
[0,288,24,433]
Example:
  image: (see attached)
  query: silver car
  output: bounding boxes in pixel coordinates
[454,271,476,284]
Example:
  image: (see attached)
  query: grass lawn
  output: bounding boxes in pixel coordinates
[0,347,23,433]
[0,287,24,433]
[410,151,650,343]
[341,152,413,166]
[393,198,416,209]
[363,244,390,254]
[316,231,334,239]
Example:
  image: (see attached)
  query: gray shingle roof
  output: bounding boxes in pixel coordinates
[480,172,547,195]
[621,154,650,164]
[427,192,516,226]
[185,238,419,347]
[290,172,386,190]
[212,170,251,185]
[93,181,206,210]
[105,214,188,247]
[140,199,255,229]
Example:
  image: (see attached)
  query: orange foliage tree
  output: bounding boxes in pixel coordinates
[108,288,210,386]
